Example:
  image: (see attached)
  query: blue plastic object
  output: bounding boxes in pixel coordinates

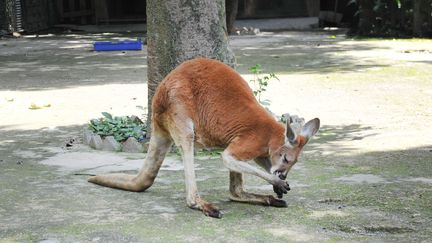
[93,40,143,51]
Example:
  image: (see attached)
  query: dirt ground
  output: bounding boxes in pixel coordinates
[0,30,431,242]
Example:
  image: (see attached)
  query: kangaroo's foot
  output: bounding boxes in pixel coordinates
[229,191,287,207]
[88,174,153,192]
[229,171,287,207]
[188,197,223,218]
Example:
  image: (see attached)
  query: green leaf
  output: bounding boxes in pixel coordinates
[395,0,401,8]
[101,112,113,120]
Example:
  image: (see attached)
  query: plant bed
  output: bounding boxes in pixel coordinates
[83,112,149,153]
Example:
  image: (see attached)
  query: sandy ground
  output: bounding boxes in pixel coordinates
[0,30,431,242]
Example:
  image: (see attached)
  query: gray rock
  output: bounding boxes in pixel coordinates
[102,136,121,152]
[122,137,144,153]
[89,134,103,150]
[83,129,93,145]
[129,115,144,124]
[237,26,260,35]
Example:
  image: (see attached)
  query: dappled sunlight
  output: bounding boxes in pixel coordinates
[265,227,319,241]
[0,84,147,130]
[309,210,349,219]
[59,43,91,49]
[234,32,432,76]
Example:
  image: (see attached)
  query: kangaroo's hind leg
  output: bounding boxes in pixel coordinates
[229,171,287,207]
[168,117,223,218]
[88,128,173,192]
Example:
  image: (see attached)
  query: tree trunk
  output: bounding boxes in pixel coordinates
[243,0,256,18]
[146,0,236,135]
[413,0,431,37]
[357,0,375,35]
[226,0,239,34]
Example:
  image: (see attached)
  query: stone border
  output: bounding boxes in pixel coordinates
[83,129,149,153]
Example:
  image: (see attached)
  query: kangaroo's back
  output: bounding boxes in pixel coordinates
[152,58,279,147]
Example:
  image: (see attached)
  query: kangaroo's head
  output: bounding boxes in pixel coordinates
[270,117,320,180]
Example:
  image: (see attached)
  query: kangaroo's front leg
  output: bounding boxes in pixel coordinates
[222,150,290,197]
[169,119,222,218]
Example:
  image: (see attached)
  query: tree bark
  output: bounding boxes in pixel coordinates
[226,0,239,34]
[146,0,236,135]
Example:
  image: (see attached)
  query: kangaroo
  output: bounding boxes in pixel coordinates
[88,58,320,218]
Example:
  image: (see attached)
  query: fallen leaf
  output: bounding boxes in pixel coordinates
[29,103,51,110]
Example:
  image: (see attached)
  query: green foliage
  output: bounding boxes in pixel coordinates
[89,112,146,142]
[248,64,279,103]
[351,0,432,37]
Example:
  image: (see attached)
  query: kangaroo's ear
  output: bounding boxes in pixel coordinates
[300,118,320,141]
[285,119,296,144]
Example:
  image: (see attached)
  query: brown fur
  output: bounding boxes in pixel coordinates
[153,58,286,159]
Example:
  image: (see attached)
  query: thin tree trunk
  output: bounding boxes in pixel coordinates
[357,0,375,35]
[413,0,430,37]
[243,0,256,18]
[226,0,239,34]
[146,0,236,136]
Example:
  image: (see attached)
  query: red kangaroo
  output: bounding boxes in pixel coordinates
[88,58,320,218]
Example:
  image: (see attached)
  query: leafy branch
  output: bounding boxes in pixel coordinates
[248,64,279,103]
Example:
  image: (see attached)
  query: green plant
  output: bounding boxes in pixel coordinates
[248,64,279,103]
[89,112,146,142]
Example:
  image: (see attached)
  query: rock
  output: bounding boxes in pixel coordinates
[83,129,93,145]
[102,136,121,152]
[122,137,144,153]
[89,134,103,150]
[237,26,260,35]
[130,115,144,124]
[12,32,21,38]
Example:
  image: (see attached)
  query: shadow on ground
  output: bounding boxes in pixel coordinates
[0,31,393,91]
[231,32,392,74]
[0,33,147,91]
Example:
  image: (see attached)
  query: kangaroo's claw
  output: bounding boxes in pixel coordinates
[202,203,223,218]
[206,208,223,218]
[269,196,288,207]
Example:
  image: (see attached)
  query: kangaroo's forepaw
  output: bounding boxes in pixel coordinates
[268,196,288,207]
[273,180,290,199]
